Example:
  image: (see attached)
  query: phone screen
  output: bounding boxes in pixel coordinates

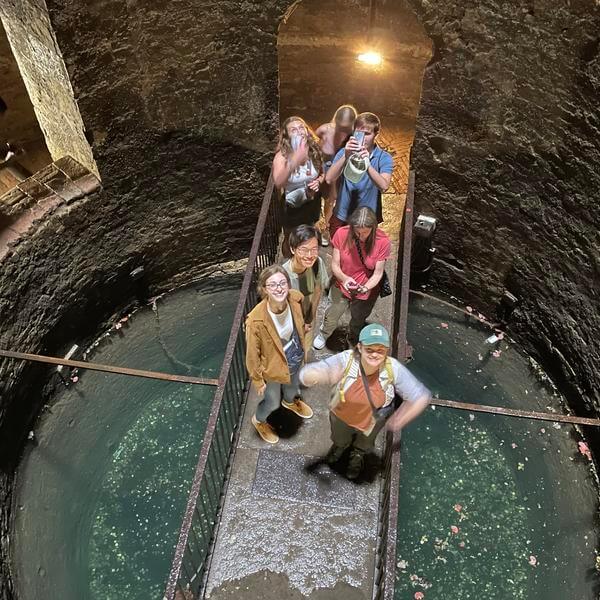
[353,131,365,146]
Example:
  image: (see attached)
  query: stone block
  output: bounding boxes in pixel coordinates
[0,187,28,207]
[17,176,52,202]
[71,172,101,196]
[33,165,83,204]
[54,155,89,180]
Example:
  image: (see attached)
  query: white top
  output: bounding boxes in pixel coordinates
[285,158,318,194]
[267,304,293,343]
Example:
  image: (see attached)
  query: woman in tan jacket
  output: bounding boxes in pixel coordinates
[245,265,313,444]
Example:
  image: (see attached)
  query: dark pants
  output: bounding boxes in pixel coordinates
[329,412,384,452]
[321,284,378,342]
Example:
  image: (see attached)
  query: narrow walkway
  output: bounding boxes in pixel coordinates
[204,284,397,600]
[204,126,413,599]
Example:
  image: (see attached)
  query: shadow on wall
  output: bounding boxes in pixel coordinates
[0,132,270,472]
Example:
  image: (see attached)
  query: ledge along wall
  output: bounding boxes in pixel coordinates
[1,0,600,599]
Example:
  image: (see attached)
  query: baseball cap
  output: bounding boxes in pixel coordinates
[359,324,390,347]
[343,154,370,184]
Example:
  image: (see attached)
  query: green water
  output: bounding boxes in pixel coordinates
[13,280,239,600]
[397,294,599,599]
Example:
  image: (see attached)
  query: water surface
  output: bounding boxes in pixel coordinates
[14,280,239,600]
[396,294,599,599]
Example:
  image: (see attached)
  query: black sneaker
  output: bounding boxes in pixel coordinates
[325,444,346,466]
[346,449,365,480]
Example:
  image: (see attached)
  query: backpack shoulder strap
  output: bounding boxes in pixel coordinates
[338,352,356,403]
[384,358,395,392]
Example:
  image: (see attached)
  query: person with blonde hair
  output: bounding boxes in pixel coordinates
[313,207,391,350]
[272,116,324,257]
[245,265,313,444]
[315,104,357,245]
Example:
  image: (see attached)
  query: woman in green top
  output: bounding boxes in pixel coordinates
[282,225,329,349]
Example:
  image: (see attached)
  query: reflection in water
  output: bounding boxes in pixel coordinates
[14,280,239,600]
[396,294,599,599]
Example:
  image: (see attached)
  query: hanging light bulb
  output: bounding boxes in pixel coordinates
[357,51,383,66]
[356,0,383,67]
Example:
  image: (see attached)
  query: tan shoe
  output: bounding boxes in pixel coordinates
[251,414,279,444]
[281,397,313,419]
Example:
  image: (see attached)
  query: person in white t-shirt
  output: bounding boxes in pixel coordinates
[245,265,313,444]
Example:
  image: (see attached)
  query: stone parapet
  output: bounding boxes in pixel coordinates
[0,155,100,218]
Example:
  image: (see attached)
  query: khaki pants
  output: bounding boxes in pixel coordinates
[321,284,378,342]
[329,412,384,452]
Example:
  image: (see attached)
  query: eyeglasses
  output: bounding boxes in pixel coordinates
[265,280,289,291]
[296,248,319,257]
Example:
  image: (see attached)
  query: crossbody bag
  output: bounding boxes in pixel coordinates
[359,362,395,424]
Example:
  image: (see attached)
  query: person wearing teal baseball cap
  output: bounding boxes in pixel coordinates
[300,324,431,480]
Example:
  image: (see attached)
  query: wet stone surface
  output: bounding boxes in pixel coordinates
[252,449,377,511]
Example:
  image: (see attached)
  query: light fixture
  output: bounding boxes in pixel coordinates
[356,0,384,67]
[357,51,382,66]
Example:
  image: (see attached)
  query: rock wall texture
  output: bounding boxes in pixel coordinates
[279,0,432,125]
[1,0,600,598]
[0,1,291,597]
[0,1,97,176]
[407,0,600,420]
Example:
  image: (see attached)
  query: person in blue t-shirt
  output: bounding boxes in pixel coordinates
[325,112,393,239]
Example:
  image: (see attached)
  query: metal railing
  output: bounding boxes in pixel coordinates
[373,170,415,600]
[163,174,281,600]
[164,167,414,600]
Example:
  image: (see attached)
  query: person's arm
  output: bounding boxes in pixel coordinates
[367,167,391,192]
[386,395,430,432]
[331,247,357,290]
[325,137,361,185]
[359,149,393,192]
[245,322,266,395]
[360,259,385,292]
[385,361,431,432]
[272,142,309,189]
[299,351,348,387]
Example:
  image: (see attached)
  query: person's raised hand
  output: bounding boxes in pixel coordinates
[344,137,361,158]
[292,137,309,167]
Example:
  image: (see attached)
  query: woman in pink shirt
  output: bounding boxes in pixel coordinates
[313,207,391,350]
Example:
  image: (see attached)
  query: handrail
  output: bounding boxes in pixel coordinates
[163,172,279,599]
[0,349,219,387]
[374,169,415,600]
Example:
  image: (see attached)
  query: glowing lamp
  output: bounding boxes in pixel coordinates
[357,51,383,66]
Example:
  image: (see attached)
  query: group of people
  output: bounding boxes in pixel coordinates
[245,107,430,480]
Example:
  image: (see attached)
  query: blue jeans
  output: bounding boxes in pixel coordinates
[255,370,301,422]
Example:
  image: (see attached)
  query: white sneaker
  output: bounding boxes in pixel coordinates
[313,333,326,350]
